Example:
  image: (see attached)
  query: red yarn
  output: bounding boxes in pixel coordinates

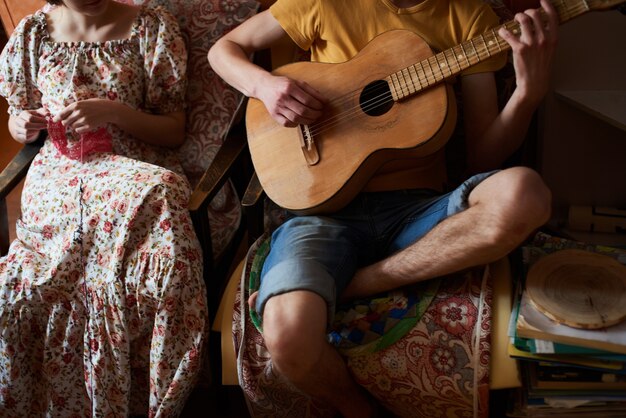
[47,118,112,161]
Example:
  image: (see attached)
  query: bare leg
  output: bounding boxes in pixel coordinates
[248,291,258,312]
[262,290,376,418]
[342,167,551,300]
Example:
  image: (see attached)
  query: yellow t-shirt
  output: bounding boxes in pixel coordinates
[270,0,507,192]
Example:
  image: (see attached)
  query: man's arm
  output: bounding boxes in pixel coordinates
[462,0,559,173]
[207,10,325,127]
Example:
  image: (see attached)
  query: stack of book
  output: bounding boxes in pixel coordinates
[506,232,626,417]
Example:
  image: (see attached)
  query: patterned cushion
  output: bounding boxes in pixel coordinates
[118,0,260,256]
[233,234,493,418]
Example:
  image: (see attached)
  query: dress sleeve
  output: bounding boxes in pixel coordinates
[140,7,187,114]
[0,16,43,116]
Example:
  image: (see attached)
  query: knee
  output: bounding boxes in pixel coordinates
[512,167,551,223]
[488,168,552,240]
[262,293,327,382]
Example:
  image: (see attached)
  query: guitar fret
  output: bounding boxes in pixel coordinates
[468,38,480,64]
[461,41,475,66]
[388,73,400,101]
[416,62,429,88]
[435,54,450,78]
[408,65,422,91]
[390,72,401,98]
[393,73,404,98]
[489,28,503,53]
[423,59,435,86]
[403,68,414,95]
[428,56,443,82]
[396,70,408,98]
[478,35,491,58]
[434,54,446,80]
[458,42,472,69]
[442,52,454,76]
[444,49,460,74]
[401,68,416,94]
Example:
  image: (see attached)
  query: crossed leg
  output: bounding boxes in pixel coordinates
[342,167,551,300]
[257,167,551,416]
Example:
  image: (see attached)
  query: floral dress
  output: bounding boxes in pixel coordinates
[0,6,207,418]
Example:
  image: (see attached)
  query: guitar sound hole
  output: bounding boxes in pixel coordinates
[359,80,393,117]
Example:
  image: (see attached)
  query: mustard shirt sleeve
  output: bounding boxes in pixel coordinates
[270,0,321,51]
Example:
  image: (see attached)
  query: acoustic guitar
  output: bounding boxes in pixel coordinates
[245,0,625,215]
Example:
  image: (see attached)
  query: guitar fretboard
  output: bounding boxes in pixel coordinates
[386,0,592,101]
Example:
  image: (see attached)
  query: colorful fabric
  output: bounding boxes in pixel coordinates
[329,282,440,355]
[0,6,207,417]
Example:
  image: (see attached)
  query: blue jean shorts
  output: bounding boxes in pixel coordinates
[255,171,497,318]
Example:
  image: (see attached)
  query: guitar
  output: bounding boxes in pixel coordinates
[245,0,625,215]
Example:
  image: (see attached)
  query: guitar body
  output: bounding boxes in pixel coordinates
[246,30,457,214]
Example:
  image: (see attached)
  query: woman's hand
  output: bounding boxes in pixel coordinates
[53,98,125,134]
[498,0,559,107]
[10,108,47,144]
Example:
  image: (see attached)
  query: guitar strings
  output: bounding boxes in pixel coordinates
[305,38,486,137]
[306,27,508,137]
[306,63,444,138]
[302,0,586,140]
[306,20,507,133]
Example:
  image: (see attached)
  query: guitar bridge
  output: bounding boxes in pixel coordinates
[299,124,319,165]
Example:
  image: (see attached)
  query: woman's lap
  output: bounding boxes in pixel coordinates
[0,152,207,417]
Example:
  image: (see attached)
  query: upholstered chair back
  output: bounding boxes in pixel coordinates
[119,0,259,256]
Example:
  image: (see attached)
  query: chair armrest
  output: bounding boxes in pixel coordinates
[0,131,45,256]
[241,171,264,208]
[0,132,45,200]
[242,172,265,245]
[188,130,248,213]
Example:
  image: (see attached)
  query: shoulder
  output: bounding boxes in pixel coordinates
[448,0,499,20]
[137,4,180,30]
[446,0,500,34]
[270,0,323,16]
[10,10,47,42]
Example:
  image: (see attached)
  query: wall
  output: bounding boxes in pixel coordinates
[538,8,626,241]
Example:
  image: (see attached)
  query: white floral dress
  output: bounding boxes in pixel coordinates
[0,6,207,418]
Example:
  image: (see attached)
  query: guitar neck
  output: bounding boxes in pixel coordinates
[387,0,598,101]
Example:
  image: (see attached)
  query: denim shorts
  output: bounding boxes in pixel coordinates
[255,171,497,318]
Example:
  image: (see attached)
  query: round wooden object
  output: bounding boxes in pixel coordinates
[526,249,626,330]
